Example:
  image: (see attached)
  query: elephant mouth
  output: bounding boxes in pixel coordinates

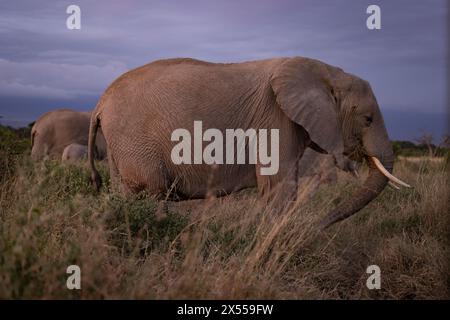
[343,147,365,163]
[369,156,410,187]
[347,151,411,188]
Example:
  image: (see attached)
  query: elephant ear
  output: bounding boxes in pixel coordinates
[270,58,345,166]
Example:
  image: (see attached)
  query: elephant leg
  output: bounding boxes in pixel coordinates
[107,152,123,194]
[297,174,321,200]
[117,155,171,199]
[256,158,299,210]
[255,122,306,210]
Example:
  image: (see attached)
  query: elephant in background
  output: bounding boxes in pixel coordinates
[31,109,107,161]
[61,143,88,162]
[89,57,410,228]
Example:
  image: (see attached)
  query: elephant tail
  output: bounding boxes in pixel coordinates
[88,112,102,192]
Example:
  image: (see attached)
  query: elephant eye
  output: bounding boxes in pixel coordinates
[364,115,373,126]
[330,88,338,104]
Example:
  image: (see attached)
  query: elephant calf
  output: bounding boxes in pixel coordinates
[31,108,107,161]
[88,57,410,228]
[61,143,88,162]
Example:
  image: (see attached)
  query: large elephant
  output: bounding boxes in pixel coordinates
[88,57,409,228]
[31,109,107,161]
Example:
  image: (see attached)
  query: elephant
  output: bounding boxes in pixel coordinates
[61,143,88,162]
[88,57,410,228]
[297,149,358,199]
[31,108,107,161]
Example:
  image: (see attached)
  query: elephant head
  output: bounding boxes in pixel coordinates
[270,57,410,228]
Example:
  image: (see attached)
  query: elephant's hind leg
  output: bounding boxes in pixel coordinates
[118,156,171,199]
[107,151,124,194]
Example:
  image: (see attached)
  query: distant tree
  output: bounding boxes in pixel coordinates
[391,141,402,156]
[415,133,436,157]
[439,134,450,149]
[436,134,450,168]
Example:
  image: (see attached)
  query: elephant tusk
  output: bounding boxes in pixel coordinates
[371,157,411,188]
[352,169,359,178]
[388,181,400,190]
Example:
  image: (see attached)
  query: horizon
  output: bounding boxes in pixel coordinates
[0,0,448,142]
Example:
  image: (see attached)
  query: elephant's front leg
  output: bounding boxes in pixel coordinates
[255,142,304,211]
[254,111,308,209]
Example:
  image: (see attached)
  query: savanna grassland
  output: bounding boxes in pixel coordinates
[0,126,449,299]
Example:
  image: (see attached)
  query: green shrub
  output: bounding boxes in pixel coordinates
[0,126,30,182]
[104,194,188,254]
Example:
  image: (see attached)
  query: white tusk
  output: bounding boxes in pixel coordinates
[353,169,359,178]
[371,157,411,188]
[388,181,400,190]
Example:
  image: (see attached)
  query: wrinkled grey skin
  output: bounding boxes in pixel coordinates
[89,57,394,227]
[31,109,107,161]
[61,143,88,162]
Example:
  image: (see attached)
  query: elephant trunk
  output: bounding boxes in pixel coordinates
[319,156,391,228]
[319,117,400,228]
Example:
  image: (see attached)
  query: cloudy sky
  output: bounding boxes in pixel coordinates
[0,0,447,141]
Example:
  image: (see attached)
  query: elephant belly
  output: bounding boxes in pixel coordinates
[169,163,257,198]
[108,134,258,197]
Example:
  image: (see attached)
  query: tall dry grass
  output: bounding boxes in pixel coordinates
[0,155,448,299]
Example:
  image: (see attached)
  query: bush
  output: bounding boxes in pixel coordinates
[0,125,30,182]
[104,194,188,253]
